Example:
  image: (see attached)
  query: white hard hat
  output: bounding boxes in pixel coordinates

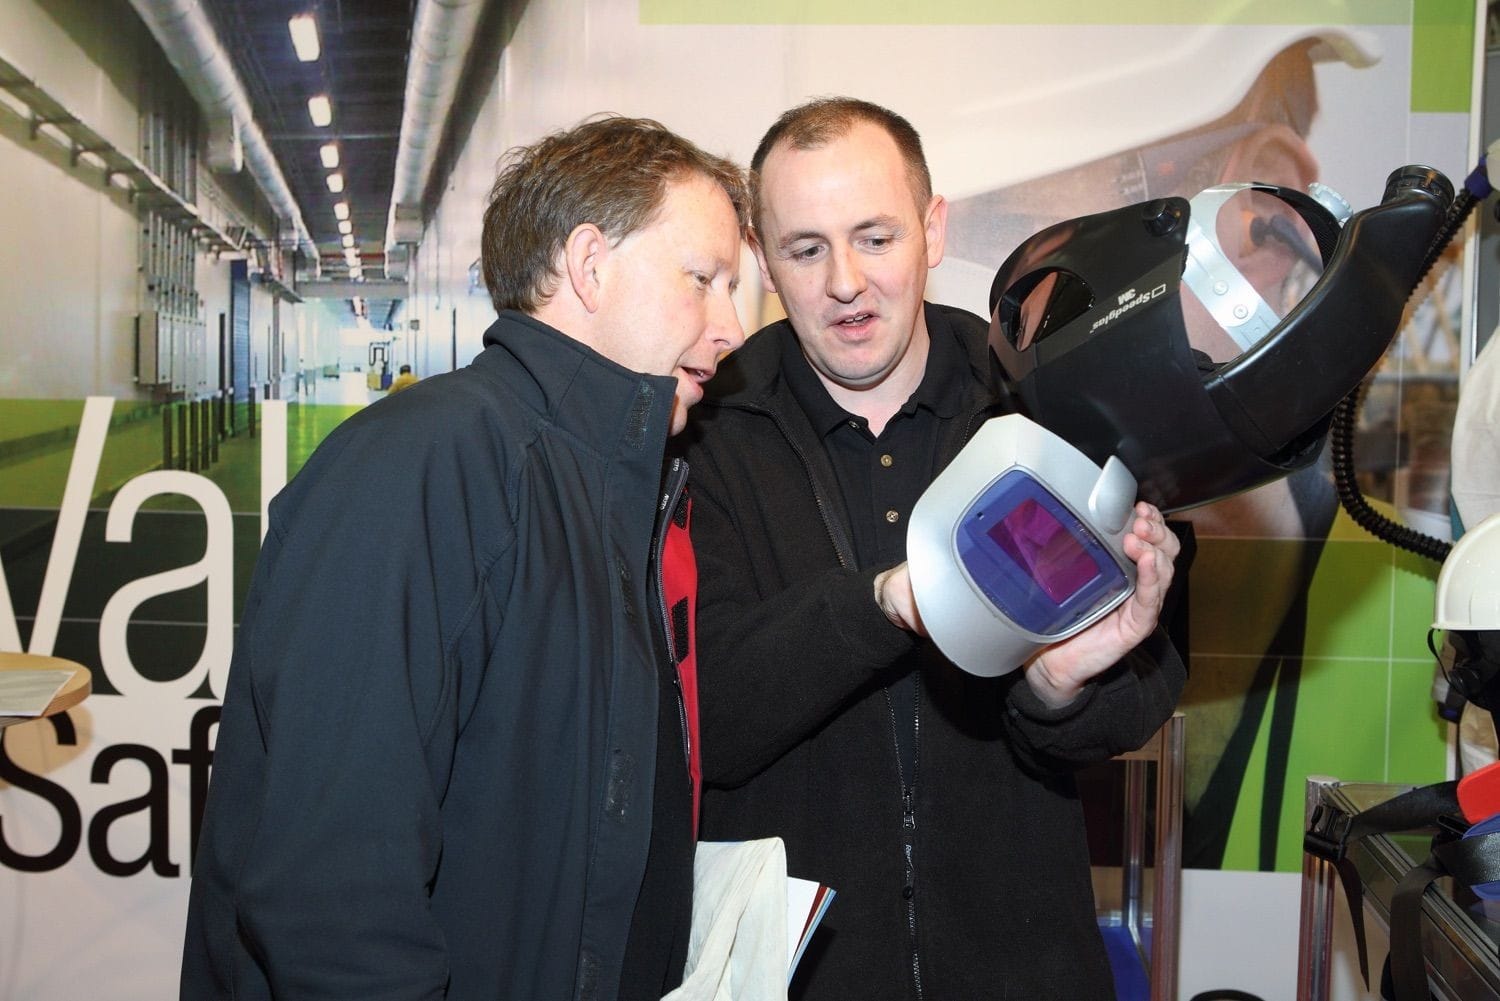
[1435,514,1500,631]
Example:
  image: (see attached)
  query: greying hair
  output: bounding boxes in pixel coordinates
[482,115,749,315]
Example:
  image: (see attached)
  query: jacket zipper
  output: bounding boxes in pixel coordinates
[894,404,985,1001]
[756,397,927,993]
[886,686,924,1000]
[654,457,693,786]
[736,387,991,1001]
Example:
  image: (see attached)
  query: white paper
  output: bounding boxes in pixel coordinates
[0,669,74,717]
[784,877,818,974]
[784,877,836,983]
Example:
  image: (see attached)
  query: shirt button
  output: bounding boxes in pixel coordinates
[885,510,900,524]
[847,419,861,430]
[880,454,893,467]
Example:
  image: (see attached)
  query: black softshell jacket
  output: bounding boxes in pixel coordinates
[677,303,1186,1000]
[182,312,684,1000]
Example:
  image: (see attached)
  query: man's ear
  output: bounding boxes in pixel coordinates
[1217,123,1321,295]
[746,227,788,328]
[563,223,609,313]
[923,194,949,270]
[747,226,778,293]
[1220,122,1319,193]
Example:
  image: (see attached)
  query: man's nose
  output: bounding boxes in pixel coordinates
[711,289,746,353]
[826,245,866,303]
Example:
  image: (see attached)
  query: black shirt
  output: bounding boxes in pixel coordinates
[779,324,967,793]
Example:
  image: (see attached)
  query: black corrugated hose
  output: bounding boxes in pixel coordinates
[1329,379,1451,562]
[1327,157,1496,562]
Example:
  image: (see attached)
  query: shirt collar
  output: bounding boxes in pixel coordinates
[905,310,967,421]
[778,306,968,436]
[779,329,857,436]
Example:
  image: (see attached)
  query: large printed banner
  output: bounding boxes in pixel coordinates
[0,1,1478,997]
[0,399,288,997]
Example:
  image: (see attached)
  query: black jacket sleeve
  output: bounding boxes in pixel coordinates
[999,627,1185,775]
[192,425,511,998]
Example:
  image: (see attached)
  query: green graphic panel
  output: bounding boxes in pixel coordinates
[1304,535,1399,662]
[1392,546,1444,659]
[1269,657,1440,872]
[1212,656,1447,872]
[1412,0,1476,113]
[1179,508,1448,874]
[1204,517,1447,872]
[1217,661,1279,871]
[1387,657,1452,788]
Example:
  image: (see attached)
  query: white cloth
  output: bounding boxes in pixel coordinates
[1449,330,1500,773]
[662,840,790,1001]
[1453,331,1500,531]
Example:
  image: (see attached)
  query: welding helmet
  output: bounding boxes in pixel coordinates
[985,164,1452,513]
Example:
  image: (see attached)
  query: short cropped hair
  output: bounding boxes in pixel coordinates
[749,97,932,230]
[481,115,749,315]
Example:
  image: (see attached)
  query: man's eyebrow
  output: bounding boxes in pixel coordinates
[852,214,902,232]
[775,215,902,252]
[776,228,826,251]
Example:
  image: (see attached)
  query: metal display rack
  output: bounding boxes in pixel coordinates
[1097,712,1186,1001]
[1297,778,1500,1001]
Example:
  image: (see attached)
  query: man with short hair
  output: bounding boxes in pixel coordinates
[181,115,747,1000]
[679,98,1184,999]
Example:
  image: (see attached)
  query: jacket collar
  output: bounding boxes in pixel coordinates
[475,310,678,457]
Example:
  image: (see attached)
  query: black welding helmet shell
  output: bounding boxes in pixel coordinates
[987,167,1452,514]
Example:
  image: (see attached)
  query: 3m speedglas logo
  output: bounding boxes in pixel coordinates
[1091,284,1168,333]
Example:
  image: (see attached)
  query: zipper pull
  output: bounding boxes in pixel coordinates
[902,787,916,830]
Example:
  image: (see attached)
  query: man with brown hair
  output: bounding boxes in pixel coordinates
[679,97,1183,999]
[182,115,746,1000]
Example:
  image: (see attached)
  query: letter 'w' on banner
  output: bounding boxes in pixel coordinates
[0,396,113,655]
[260,400,288,543]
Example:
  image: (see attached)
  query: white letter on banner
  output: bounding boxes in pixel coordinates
[260,400,287,543]
[0,548,20,653]
[98,471,234,701]
[0,396,113,654]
